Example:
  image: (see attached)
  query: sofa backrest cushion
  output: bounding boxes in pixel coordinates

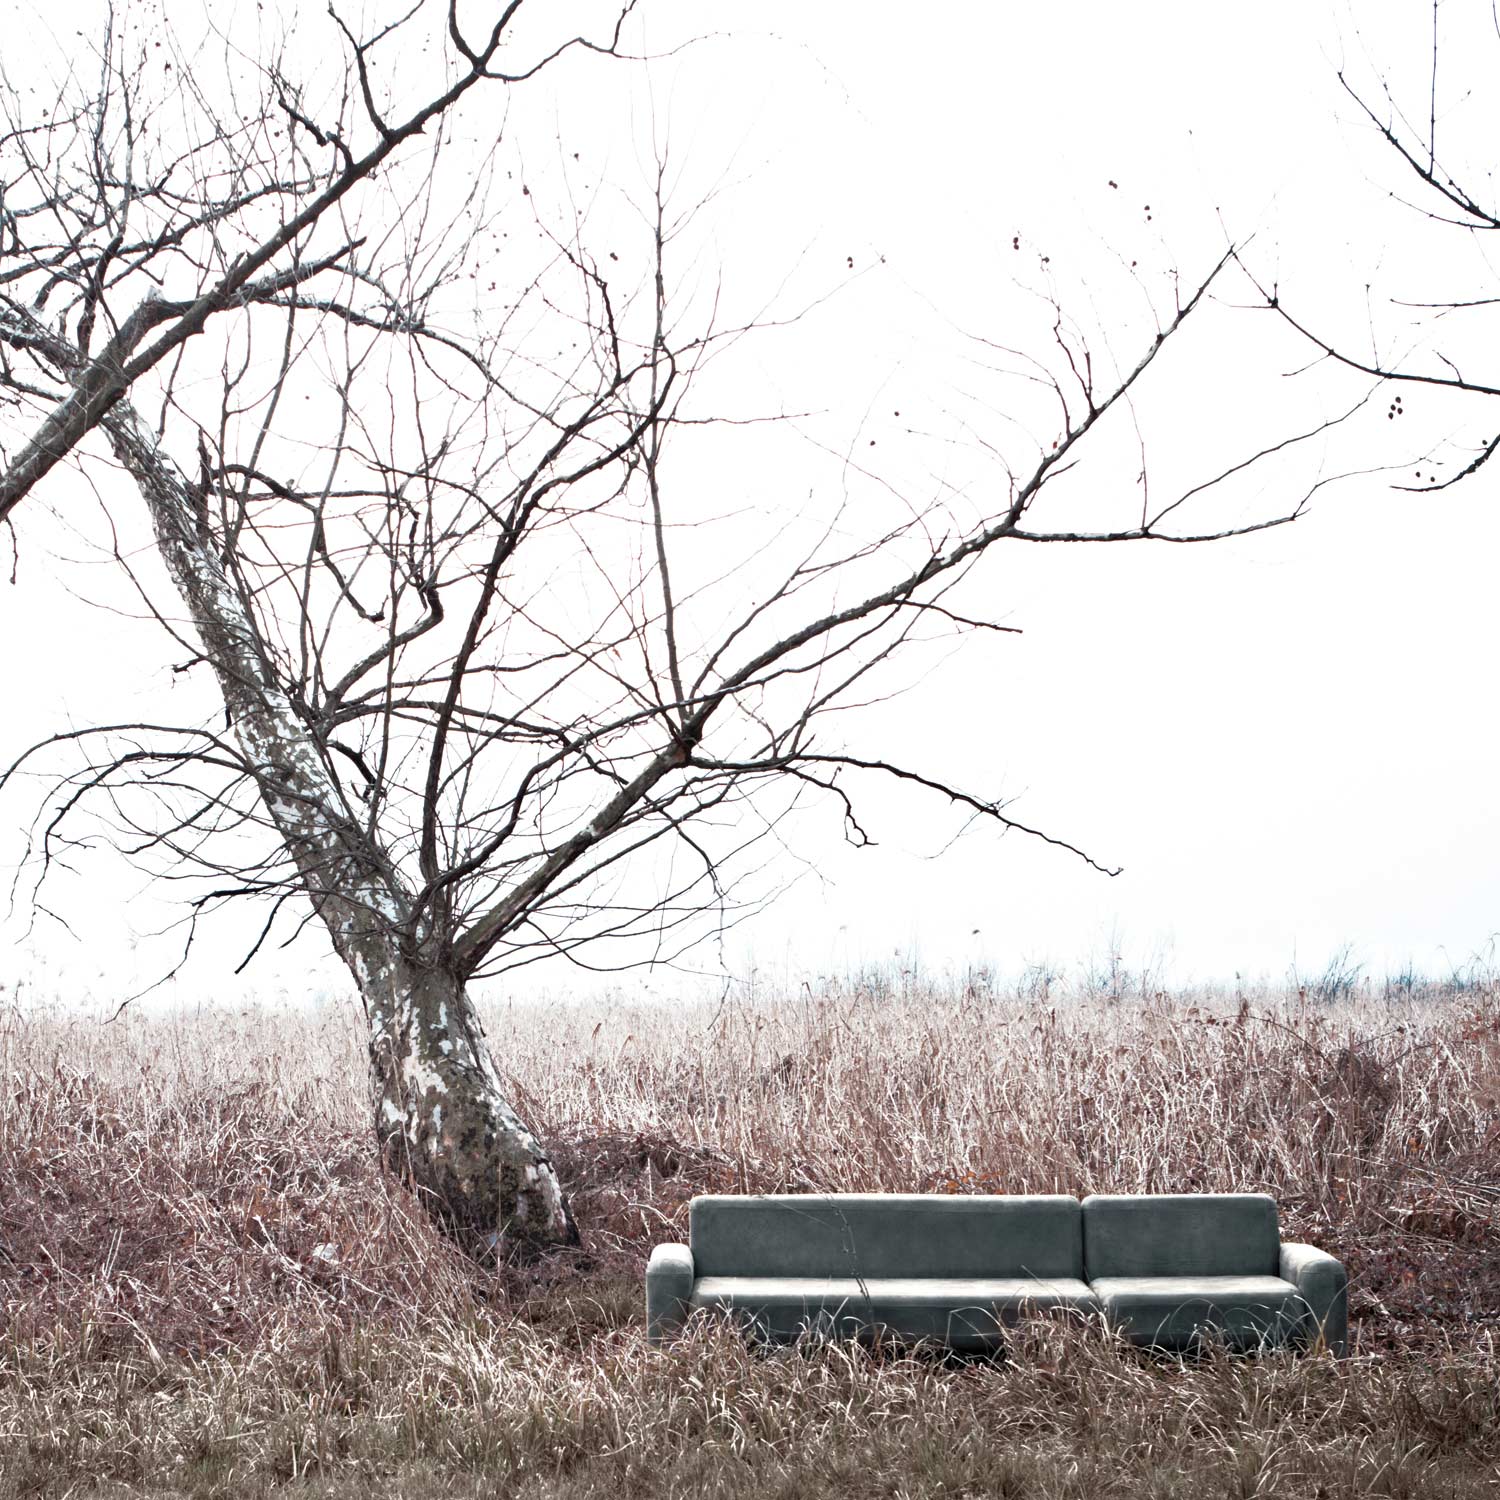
[689,1194,1083,1279]
[1081,1193,1279,1278]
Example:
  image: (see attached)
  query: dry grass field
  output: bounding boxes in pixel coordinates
[2,969,1497,1498]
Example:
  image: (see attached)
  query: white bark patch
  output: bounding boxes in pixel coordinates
[392,1052,451,1142]
[399,1055,447,1101]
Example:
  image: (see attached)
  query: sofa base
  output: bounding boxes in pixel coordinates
[688,1275,1099,1351]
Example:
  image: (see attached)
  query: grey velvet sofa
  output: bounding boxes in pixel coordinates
[645,1192,1347,1357]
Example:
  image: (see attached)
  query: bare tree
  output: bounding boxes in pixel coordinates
[0,2,1358,1256]
[1250,3,1500,492]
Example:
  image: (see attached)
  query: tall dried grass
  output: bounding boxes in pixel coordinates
[2,973,1497,1496]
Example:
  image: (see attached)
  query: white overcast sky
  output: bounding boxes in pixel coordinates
[3,0,1497,1009]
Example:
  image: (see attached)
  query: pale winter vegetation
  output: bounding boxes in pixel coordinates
[2,971,1497,1497]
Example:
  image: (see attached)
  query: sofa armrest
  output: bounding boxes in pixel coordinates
[646,1242,696,1346]
[1281,1242,1348,1357]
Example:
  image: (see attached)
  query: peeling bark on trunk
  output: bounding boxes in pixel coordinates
[368,961,578,1255]
[104,400,578,1258]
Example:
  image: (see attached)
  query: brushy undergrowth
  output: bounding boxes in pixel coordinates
[1,973,1497,1497]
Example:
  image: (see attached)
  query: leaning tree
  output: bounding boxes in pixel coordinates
[0,0,1371,1257]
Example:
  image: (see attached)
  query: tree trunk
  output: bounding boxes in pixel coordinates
[104,399,578,1258]
[366,956,578,1255]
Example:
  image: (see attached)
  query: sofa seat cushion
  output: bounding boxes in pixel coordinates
[689,1276,1099,1349]
[1090,1274,1307,1350]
